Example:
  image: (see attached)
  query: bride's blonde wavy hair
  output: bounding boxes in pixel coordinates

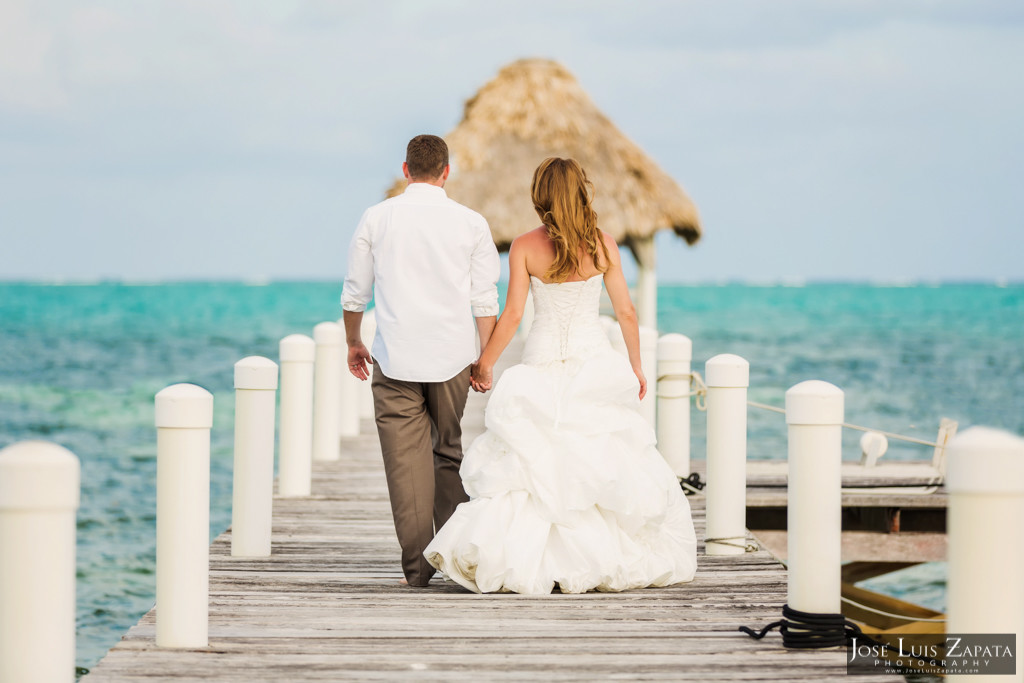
[531,157,611,283]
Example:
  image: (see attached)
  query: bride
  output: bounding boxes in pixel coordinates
[424,157,697,594]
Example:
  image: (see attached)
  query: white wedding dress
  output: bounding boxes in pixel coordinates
[424,274,697,594]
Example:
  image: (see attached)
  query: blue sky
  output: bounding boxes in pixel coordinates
[1,1,1022,282]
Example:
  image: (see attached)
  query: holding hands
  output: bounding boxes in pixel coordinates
[470,361,493,393]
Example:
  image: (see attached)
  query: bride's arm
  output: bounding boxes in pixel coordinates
[472,238,530,391]
[601,234,647,400]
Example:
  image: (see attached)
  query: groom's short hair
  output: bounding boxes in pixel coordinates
[406,135,449,180]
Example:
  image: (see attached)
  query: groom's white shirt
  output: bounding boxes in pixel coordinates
[341,182,500,382]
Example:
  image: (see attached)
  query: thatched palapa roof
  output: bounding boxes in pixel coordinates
[387,59,701,264]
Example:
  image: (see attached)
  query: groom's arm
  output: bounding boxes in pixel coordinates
[475,315,497,352]
[341,209,374,380]
[469,216,500,340]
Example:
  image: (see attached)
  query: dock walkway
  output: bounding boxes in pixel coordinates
[84,343,898,682]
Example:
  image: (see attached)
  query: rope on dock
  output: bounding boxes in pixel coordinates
[739,604,861,648]
[840,595,946,623]
[656,371,706,411]
[679,472,705,496]
[704,535,759,553]
[740,604,946,666]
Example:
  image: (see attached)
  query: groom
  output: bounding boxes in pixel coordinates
[341,134,500,587]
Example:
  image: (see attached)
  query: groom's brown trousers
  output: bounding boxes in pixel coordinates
[371,362,473,586]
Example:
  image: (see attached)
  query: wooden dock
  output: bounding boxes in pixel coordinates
[83,345,902,682]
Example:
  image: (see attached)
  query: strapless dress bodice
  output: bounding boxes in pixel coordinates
[521,274,610,366]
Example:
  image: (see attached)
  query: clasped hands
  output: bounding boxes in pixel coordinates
[470,361,493,393]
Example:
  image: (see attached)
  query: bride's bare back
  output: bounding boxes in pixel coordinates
[473,225,646,399]
[518,226,605,284]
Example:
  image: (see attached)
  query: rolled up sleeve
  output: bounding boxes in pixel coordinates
[469,219,500,317]
[341,211,374,312]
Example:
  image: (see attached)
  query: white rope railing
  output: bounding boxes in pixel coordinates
[656,371,706,411]
[672,371,944,450]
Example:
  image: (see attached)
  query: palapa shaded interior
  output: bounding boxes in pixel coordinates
[386,59,701,264]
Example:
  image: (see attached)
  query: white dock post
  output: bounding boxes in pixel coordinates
[946,427,1024,683]
[278,334,315,497]
[704,354,749,555]
[657,333,692,477]
[0,441,80,683]
[639,326,658,428]
[785,380,844,615]
[232,356,278,557]
[358,311,376,419]
[337,317,360,438]
[155,383,213,648]
[312,322,343,462]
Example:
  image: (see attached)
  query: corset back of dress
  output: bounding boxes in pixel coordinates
[521,275,610,366]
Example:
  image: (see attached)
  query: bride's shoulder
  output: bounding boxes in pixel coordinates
[512,226,549,246]
[598,231,621,264]
[510,226,553,257]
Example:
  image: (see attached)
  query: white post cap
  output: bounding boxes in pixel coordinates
[313,321,343,346]
[785,380,844,425]
[946,426,1024,494]
[657,333,692,360]
[279,334,315,362]
[0,441,81,511]
[638,326,658,344]
[705,354,749,388]
[234,356,279,390]
[155,383,214,429]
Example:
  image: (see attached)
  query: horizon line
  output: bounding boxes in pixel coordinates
[0,277,1020,288]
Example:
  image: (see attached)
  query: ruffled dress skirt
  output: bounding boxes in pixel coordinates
[424,348,697,594]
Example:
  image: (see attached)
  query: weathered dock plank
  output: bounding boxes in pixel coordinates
[83,342,899,682]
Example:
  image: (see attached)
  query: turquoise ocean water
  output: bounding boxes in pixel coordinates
[0,281,1021,672]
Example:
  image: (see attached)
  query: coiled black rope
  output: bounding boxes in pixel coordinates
[739,604,863,649]
[741,605,947,669]
[679,472,705,496]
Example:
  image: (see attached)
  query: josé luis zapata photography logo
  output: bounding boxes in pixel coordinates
[848,633,1016,676]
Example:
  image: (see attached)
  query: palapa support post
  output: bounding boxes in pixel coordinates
[946,427,1024,683]
[704,354,749,555]
[632,234,658,330]
[656,333,692,477]
[231,356,278,558]
[358,310,376,419]
[278,334,315,497]
[786,381,844,616]
[0,441,80,683]
[638,326,658,429]
[155,383,213,648]
[336,317,360,438]
[312,322,343,462]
